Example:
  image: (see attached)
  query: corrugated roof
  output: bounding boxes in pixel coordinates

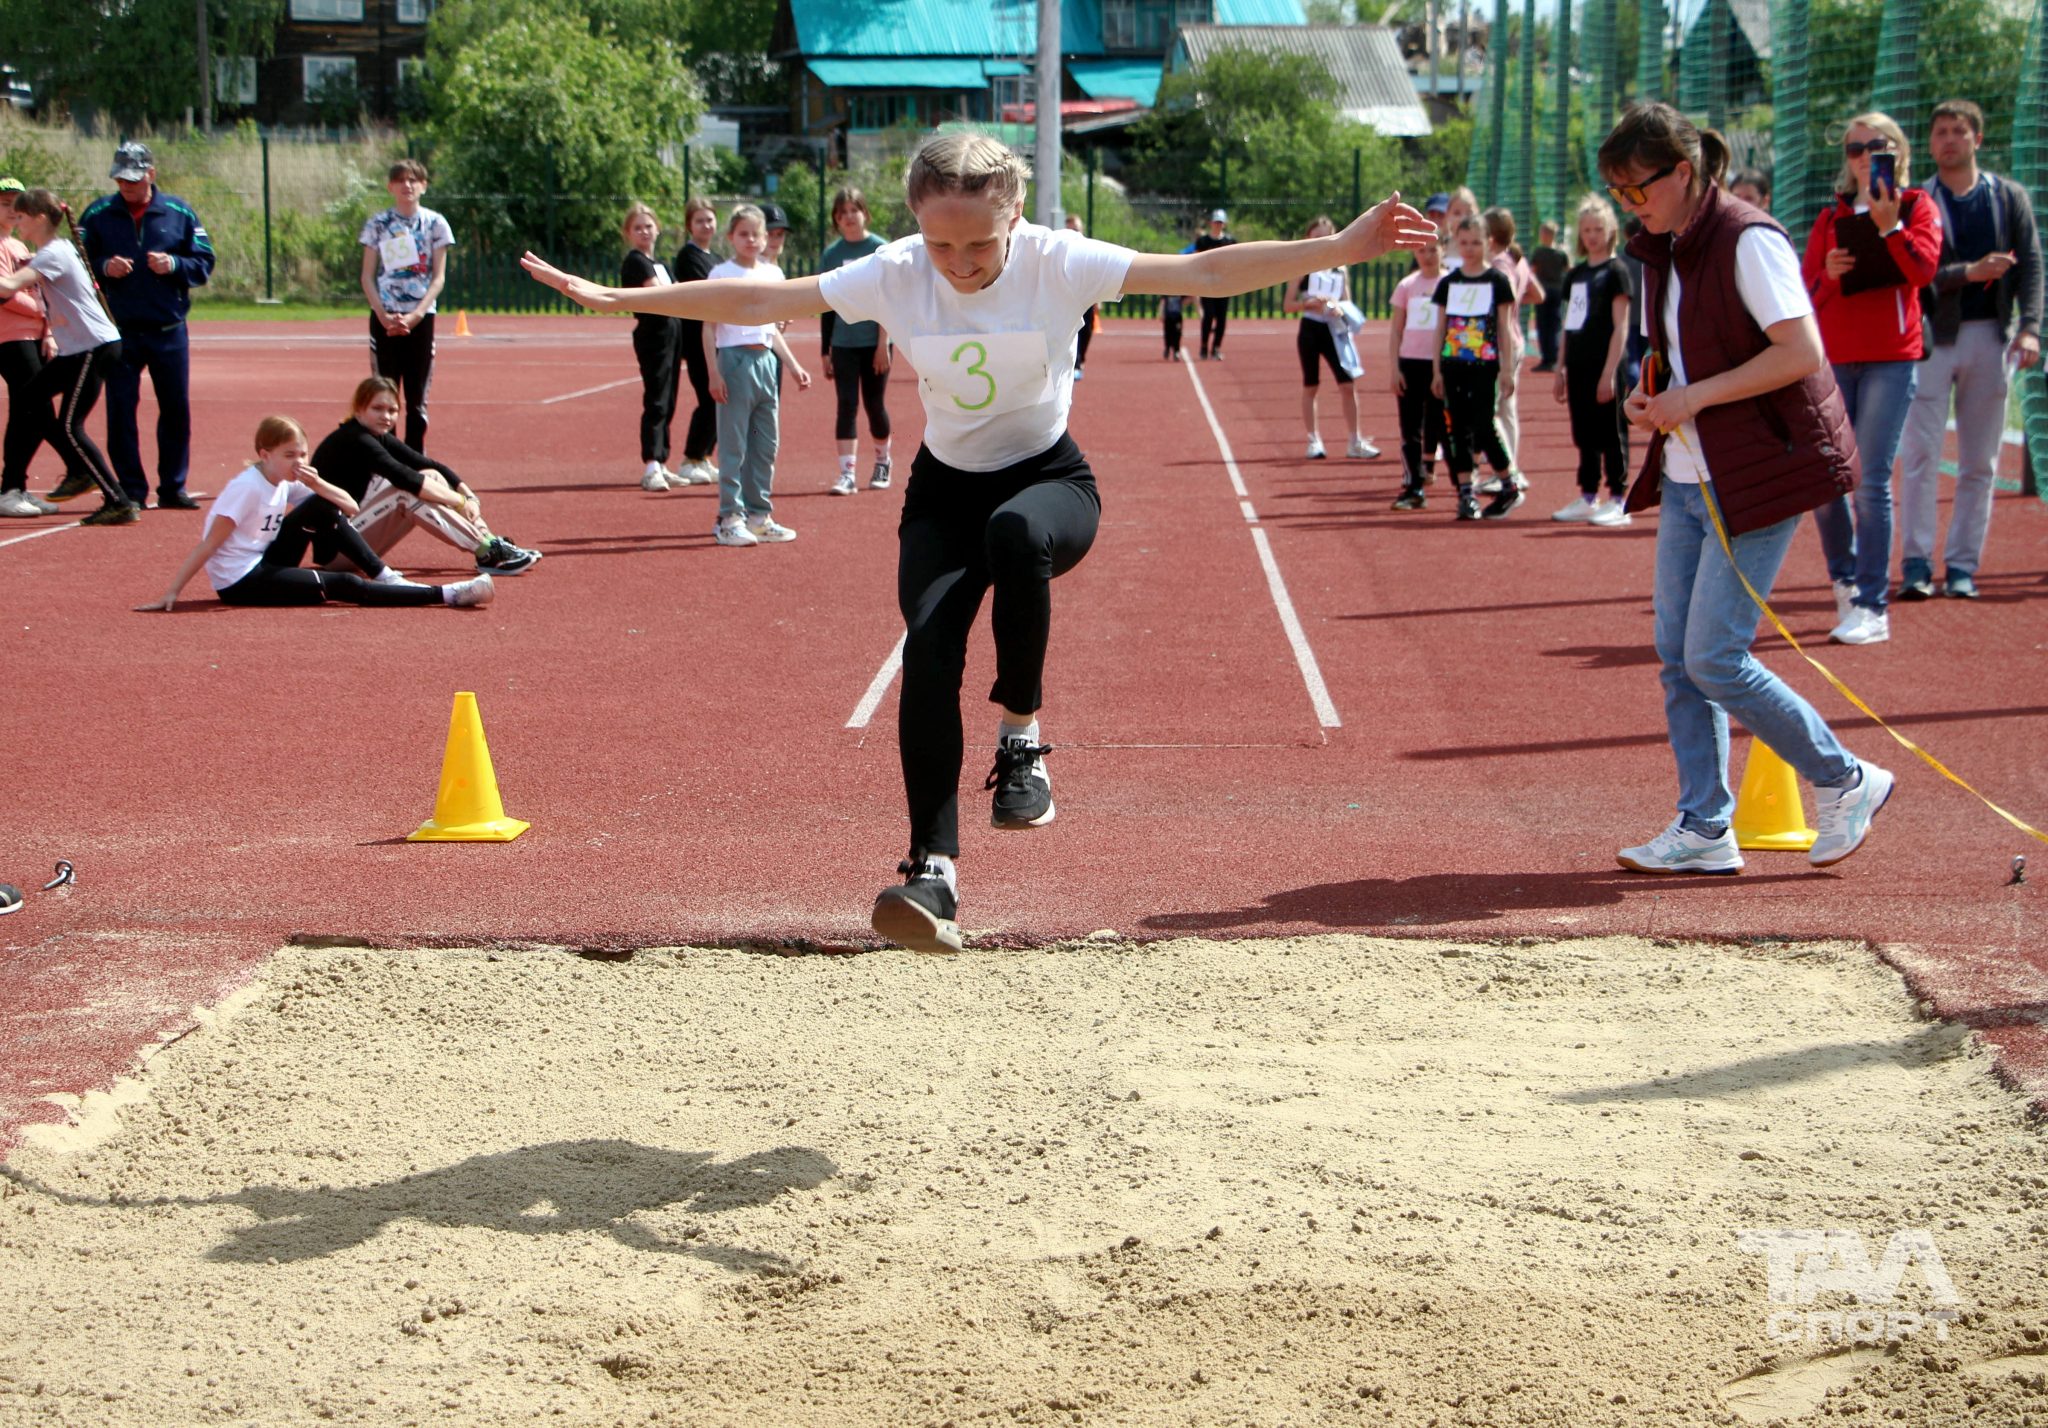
[808,58,997,88]
[1174,24,1432,137]
[1214,0,1309,21]
[1070,56,1166,108]
[788,0,1105,60]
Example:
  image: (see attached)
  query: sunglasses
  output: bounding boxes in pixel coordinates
[1843,138,1894,157]
[1605,163,1680,208]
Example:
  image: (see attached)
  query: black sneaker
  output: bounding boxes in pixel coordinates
[1897,567,1935,601]
[1481,485,1525,520]
[45,472,98,504]
[80,501,141,526]
[987,737,1054,829]
[1391,485,1427,512]
[870,859,963,954]
[1455,486,1480,521]
[155,490,201,510]
[476,537,541,576]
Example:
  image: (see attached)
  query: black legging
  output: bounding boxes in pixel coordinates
[897,433,1099,859]
[36,342,123,504]
[1296,319,1353,387]
[1199,297,1228,356]
[1075,306,1096,368]
[831,345,892,441]
[633,320,680,464]
[1566,363,1629,497]
[0,338,46,494]
[1440,363,1512,480]
[370,312,436,452]
[677,323,717,463]
[1396,357,1444,487]
[217,499,441,607]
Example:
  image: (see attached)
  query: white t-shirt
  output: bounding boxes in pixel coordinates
[205,465,314,590]
[28,240,119,356]
[1648,227,1812,484]
[708,259,785,348]
[817,222,1134,471]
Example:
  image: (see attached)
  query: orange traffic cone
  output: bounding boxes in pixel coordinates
[1732,738,1816,851]
[454,309,473,337]
[408,692,529,842]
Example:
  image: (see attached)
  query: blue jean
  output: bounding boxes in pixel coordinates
[1656,481,1856,833]
[1812,359,1916,613]
[714,345,780,521]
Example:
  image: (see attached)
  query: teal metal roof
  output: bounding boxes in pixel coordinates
[1070,57,1164,107]
[808,57,995,87]
[789,0,1105,59]
[1214,0,1308,20]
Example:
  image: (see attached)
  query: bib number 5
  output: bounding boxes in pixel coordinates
[948,339,997,411]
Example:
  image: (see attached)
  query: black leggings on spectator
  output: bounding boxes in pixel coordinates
[832,345,892,441]
[633,321,680,464]
[679,327,717,462]
[1075,306,1096,367]
[36,342,123,504]
[1396,358,1445,487]
[369,312,436,451]
[1199,297,1228,355]
[1440,363,1512,480]
[0,338,45,493]
[1566,364,1629,496]
[217,500,440,607]
[897,433,1099,859]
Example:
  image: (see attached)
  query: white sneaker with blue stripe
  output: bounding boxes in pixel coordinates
[1617,818,1744,875]
[1808,762,1894,867]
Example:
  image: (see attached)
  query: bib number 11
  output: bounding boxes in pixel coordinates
[948,339,997,411]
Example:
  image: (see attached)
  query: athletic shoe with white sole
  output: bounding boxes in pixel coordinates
[445,573,496,608]
[1477,470,1528,496]
[1831,579,1856,624]
[746,515,797,543]
[1480,485,1525,519]
[1588,498,1633,527]
[0,489,46,518]
[1455,487,1480,521]
[371,565,413,585]
[673,461,715,486]
[715,513,758,546]
[1829,605,1889,645]
[868,458,893,489]
[1347,435,1381,459]
[476,537,541,576]
[870,859,963,954]
[79,501,141,526]
[1552,493,1599,522]
[1808,762,1894,866]
[1305,435,1327,460]
[1616,819,1744,875]
[640,467,670,492]
[831,470,858,496]
[987,736,1054,829]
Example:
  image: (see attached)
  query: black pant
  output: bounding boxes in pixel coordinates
[831,345,892,441]
[1162,310,1182,355]
[1075,306,1096,369]
[0,338,46,494]
[1440,363,1511,480]
[370,311,436,452]
[1199,298,1228,356]
[678,324,717,462]
[1396,358,1444,488]
[633,320,680,463]
[1535,297,1563,368]
[1566,363,1629,496]
[1296,320,1353,387]
[36,342,124,504]
[217,500,439,607]
[897,433,1100,858]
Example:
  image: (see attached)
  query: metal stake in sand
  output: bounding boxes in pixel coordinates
[408,692,529,842]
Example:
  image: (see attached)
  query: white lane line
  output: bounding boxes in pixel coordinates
[1182,356,1342,730]
[540,377,638,406]
[0,520,81,549]
[846,631,907,729]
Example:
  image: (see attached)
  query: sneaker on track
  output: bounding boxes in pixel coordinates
[1305,435,1327,460]
[987,736,1054,829]
[476,538,541,576]
[1480,485,1525,519]
[672,461,715,486]
[1616,819,1744,875]
[1829,605,1889,645]
[1898,560,1934,601]
[1347,435,1380,459]
[371,565,413,585]
[869,458,893,489]
[0,489,45,518]
[1391,485,1427,512]
[45,472,97,504]
[1943,571,1979,600]
[79,502,140,526]
[1455,487,1480,521]
[1809,762,1894,866]
[1589,498,1633,527]
[1552,493,1599,522]
[831,469,858,496]
[640,467,670,492]
[746,514,797,543]
[446,573,496,608]
[871,859,963,954]
[715,513,758,546]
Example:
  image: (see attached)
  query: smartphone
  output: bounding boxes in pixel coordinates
[1869,152,1897,198]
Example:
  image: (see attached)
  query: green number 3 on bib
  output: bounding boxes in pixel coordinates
[909,331,1052,419]
[949,339,997,411]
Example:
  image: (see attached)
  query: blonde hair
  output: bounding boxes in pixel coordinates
[904,131,1031,213]
[1573,193,1620,255]
[1836,111,1912,198]
[254,415,306,452]
[1447,186,1480,219]
[725,203,764,236]
[620,201,659,238]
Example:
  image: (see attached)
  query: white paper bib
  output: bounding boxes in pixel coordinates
[378,229,422,272]
[1564,285,1591,332]
[907,331,1052,418]
[1446,280,1494,317]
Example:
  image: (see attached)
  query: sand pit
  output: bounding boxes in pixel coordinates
[4,935,2048,1427]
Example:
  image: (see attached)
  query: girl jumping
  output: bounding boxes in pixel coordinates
[522,132,1432,952]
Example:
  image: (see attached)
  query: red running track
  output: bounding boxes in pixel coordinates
[2,313,2044,1149]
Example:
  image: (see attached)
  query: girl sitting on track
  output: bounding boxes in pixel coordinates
[521,130,1433,953]
[1282,214,1379,462]
[0,189,131,525]
[136,415,494,611]
[819,186,893,496]
[310,376,542,578]
[620,202,684,492]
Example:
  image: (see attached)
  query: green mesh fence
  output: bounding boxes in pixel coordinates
[2015,0,2047,495]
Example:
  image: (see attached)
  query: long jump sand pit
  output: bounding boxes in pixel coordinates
[5,935,2048,1427]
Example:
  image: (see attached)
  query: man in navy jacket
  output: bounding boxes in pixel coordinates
[77,142,214,510]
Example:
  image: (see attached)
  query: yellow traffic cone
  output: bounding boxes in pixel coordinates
[454,309,473,338]
[407,692,529,842]
[1732,738,1816,851]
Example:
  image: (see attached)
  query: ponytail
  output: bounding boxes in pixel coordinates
[1697,129,1731,190]
[1598,103,1728,197]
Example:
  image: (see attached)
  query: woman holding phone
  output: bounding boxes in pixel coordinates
[1798,112,1941,646]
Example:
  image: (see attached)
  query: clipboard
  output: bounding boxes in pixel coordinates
[1833,211,1909,296]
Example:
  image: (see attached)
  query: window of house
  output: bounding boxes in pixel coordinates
[991,74,1030,114]
[851,92,916,130]
[397,56,426,88]
[303,54,358,96]
[215,56,257,106]
[290,0,365,20]
[395,0,432,23]
[1103,0,1136,48]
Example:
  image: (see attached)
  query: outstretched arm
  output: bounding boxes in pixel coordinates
[1124,194,1435,298]
[136,520,235,612]
[522,252,829,326]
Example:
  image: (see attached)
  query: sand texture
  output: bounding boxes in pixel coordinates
[5,935,2048,1427]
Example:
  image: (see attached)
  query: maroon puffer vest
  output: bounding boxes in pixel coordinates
[1624,184,1858,535]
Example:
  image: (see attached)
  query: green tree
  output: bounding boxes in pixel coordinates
[0,0,282,128]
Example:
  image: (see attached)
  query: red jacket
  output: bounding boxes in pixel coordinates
[1801,191,1942,362]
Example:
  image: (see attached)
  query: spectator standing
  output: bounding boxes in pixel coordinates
[1550,195,1634,525]
[668,196,720,486]
[0,177,58,519]
[620,202,682,491]
[1388,234,1448,509]
[1283,214,1377,461]
[1529,220,1570,371]
[705,204,810,547]
[1730,170,1772,211]
[359,159,454,452]
[77,141,213,510]
[1799,111,1941,645]
[1897,98,2042,602]
[1430,214,1522,520]
[1194,209,1236,359]
[820,186,893,495]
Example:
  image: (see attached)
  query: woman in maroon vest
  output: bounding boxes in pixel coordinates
[1599,103,1896,875]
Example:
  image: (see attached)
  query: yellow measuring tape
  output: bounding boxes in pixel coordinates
[1682,436,2047,847]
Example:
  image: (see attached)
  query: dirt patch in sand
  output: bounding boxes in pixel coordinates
[5,935,2048,1427]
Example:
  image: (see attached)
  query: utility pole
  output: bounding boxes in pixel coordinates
[196,0,212,132]
[1034,0,1062,228]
